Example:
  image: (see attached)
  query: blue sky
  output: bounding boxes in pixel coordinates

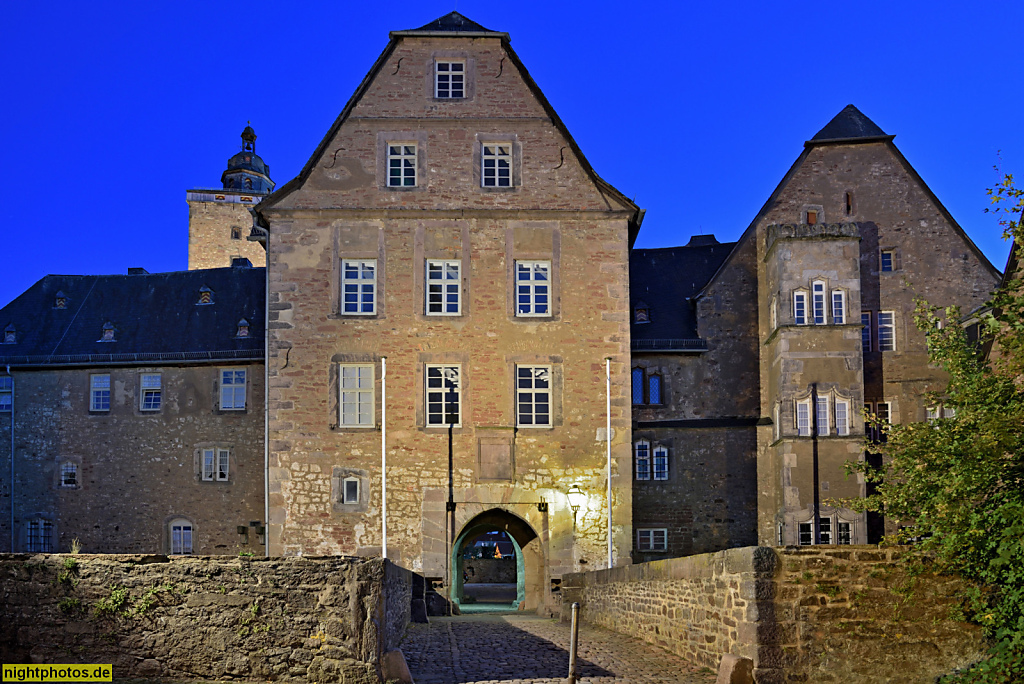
[2,1,1022,308]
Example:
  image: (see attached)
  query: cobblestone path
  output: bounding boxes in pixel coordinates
[400,612,717,684]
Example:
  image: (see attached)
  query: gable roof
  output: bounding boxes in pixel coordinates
[255,14,642,240]
[808,104,892,145]
[630,239,734,345]
[0,265,265,368]
[696,105,1000,299]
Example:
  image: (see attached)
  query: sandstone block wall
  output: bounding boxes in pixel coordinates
[561,545,985,684]
[0,554,411,683]
[188,199,267,270]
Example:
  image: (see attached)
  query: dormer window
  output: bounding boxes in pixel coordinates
[236,319,250,338]
[198,286,213,305]
[634,301,651,324]
[99,322,115,342]
[3,325,15,344]
[54,291,67,309]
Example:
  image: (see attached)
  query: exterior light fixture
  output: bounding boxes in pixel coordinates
[566,484,586,528]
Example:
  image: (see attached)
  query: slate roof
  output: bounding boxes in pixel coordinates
[630,238,735,348]
[0,264,265,367]
[404,11,497,34]
[809,104,890,143]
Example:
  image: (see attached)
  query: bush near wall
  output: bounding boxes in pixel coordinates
[0,554,411,683]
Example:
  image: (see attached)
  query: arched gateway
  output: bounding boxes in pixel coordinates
[450,509,546,612]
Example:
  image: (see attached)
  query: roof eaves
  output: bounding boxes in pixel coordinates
[389,29,509,40]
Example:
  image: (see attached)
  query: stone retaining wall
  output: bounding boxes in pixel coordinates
[560,545,986,683]
[0,554,411,683]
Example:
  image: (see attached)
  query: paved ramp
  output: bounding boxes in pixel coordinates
[401,613,716,684]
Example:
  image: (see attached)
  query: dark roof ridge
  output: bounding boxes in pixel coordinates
[809,104,889,144]
[392,11,506,38]
[633,242,737,253]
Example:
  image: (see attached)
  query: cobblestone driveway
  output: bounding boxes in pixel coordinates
[400,613,716,684]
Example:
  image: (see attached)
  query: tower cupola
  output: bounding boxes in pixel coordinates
[221,124,275,194]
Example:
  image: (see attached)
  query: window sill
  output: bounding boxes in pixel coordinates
[478,185,517,193]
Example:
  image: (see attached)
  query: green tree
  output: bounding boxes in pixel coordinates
[851,173,1024,682]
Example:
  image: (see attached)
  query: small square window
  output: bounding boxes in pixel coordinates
[140,373,161,411]
[220,369,246,410]
[387,144,417,187]
[426,260,461,315]
[516,261,550,316]
[341,259,377,315]
[482,144,512,187]
[435,61,465,99]
[61,462,78,488]
[90,374,111,412]
[343,477,360,505]
[880,250,895,272]
[636,528,667,551]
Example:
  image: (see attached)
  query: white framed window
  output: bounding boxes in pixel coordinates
[773,403,781,441]
[793,291,807,325]
[140,373,161,411]
[831,290,845,324]
[637,528,667,551]
[634,441,651,480]
[877,311,896,351]
[796,400,811,436]
[812,281,826,324]
[387,143,417,187]
[339,364,374,427]
[220,369,246,410]
[816,395,830,436]
[26,519,53,552]
[837,522,852,545]
[516,365,551,427]
[927,405,957,423]
[342,477,360,505]
[835,399,850,436]
[482,143,512,187]
[516,261,550,316]
[202,448,230,481]
[861,312,872,352]
[434,61,465,99]
[90,374,110,411]
[0,376,11,413]
[426,260,461,315]
[653,446,669,481]
[61,462,77,488]
[425,365,461,427]
[341,259,377,315]
[798,521,813,546]
[169,519,193,555]
[777,523,784,546]
[819,517,832,545]
[770,296,778,331]
[880,250,896,272]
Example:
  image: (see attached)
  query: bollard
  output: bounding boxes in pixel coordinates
[565,601,580,684]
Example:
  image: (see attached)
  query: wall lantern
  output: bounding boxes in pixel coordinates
[566,484,586,529]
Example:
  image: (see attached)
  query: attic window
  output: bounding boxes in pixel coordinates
[3,325,15,344]
[634,301,651,324]
[236,319,250,338]
[54,292,67,309]
[198,286,213,305]
[435,61,465,99]
[99,322,115,342]
[806,210,818,225]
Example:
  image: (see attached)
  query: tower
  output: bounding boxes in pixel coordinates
[186,125,274,270]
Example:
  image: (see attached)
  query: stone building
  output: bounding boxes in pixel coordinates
[0,262,265,554]
[252,12,642,613]
[629,105,1001,560]
[187,125,274,270]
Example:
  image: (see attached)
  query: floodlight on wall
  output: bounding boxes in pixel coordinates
[566,484,586,529]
